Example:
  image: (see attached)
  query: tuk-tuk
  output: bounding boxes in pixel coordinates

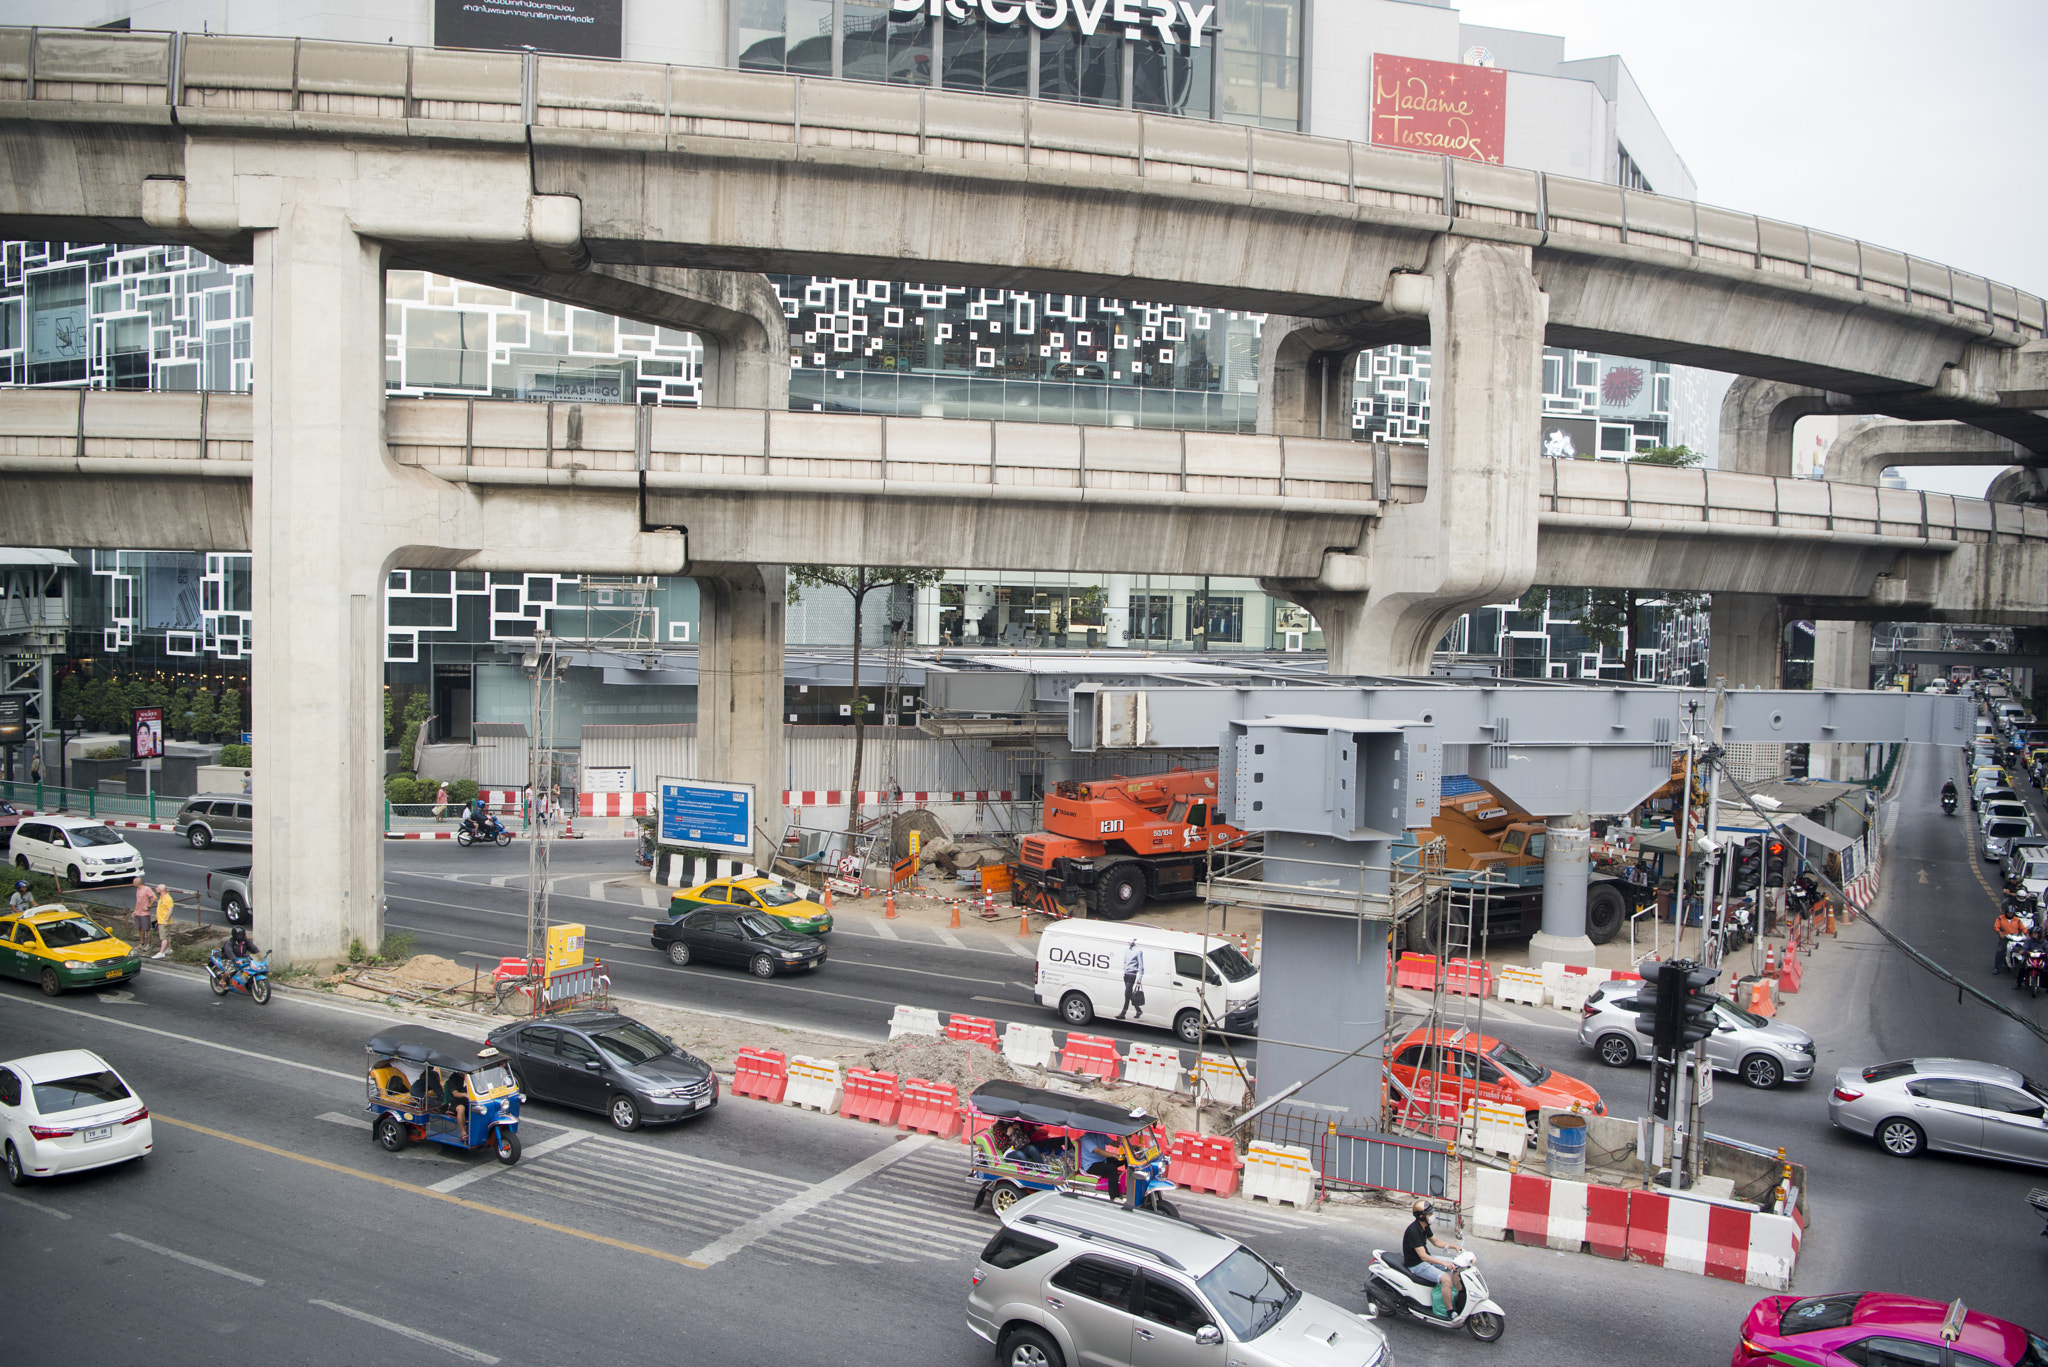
[365,1025,523,1165]
[964,1079,1178,1218]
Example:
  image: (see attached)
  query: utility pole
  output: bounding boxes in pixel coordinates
[523,632,559,976]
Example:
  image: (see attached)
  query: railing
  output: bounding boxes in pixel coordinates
[1540,457,2048,545]
[1,26,2040,340]
[0,780,169,821]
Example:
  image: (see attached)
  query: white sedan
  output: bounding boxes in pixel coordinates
[1,1049,152,1185]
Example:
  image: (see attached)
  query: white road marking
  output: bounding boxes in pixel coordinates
[427,1130,586,1193]
[0,1191,70,1219]
[113,1232,265,1286]
[686,1136,933,1266]
[488,875,513,888]
[867,916,899,940]
[317,1111,372,1131]
[640,887,660,909]
[1001,936,1038,959]
[0,993,360,1082]
[310,1300,500,1364]
[587,882,606,902]
[932,926,966,950]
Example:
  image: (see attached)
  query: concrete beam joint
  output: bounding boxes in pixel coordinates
[1318,551,1369,593]
[140,177,237,237]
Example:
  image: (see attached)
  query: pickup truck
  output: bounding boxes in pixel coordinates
[206,864,252,926]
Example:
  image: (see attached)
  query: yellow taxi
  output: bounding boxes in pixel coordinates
[0,905,143,996]
[666,876,832,936]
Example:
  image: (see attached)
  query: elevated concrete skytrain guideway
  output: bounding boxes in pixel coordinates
[1,25,2042,963]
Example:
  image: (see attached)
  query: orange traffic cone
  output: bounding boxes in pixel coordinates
[822,884,834,911]
[1018,907,1031,937]
[886,890,897,919]
[950,901,961,929]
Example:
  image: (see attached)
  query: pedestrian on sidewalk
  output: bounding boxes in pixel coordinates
[151,883,175,958]
[130,879,154,946]
[28,749,43,784]
[434,782,450,820]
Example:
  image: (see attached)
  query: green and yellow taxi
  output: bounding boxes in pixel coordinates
[0,904,143,996]
[666,876,832,936]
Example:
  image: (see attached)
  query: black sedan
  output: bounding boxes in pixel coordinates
[484,1010,718,1132]
[652,908,827,977]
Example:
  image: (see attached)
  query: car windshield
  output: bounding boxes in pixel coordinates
[1207,945,1257,983]
[736,912,780,938]
[1195,1246,1298,1341]
[67,825,124,848]
[2023,1075,2048,1105]
[1777,1294,1863,1335]
[32,1068,132,1114]
[2023,863,2048,883]
[1487,1042,1549,1085]
[594,1022,673,1068]
[35,917,111,949]
[751,884,802,908]
[470,1063,516,1094]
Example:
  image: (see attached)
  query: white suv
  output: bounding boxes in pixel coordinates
[967,1191,1389,1367]
[9,817,144,887]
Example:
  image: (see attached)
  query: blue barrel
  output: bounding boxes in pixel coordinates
[1546,1114,1587,1178]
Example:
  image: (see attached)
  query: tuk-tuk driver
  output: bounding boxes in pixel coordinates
[1078,1131,1126,1197]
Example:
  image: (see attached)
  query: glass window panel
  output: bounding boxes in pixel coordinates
[1039,30,1122,106]
[843,0,933,85]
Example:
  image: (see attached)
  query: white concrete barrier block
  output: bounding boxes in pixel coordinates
[1496,965,1545,1007]
[888,1005,943,1040]
[1543,1177,1588,1252]
[1122,1043,1184,1092]
[1745,1212,1801,1290]
[1243,1141,1314,1208]
[1001,1022,1057,1071]
[1194,1054,1250,1109]
[1663,1194,1712,1276]
[1471,1167,1512,1241]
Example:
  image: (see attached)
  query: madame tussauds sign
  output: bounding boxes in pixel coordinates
[891,0,1217,49]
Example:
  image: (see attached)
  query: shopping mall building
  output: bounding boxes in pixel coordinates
[0,0,1733,747]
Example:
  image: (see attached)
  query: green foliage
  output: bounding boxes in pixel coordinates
[56,675,84,729]
[215,688,242,738]
[448,779,480,805]
[182,688,218,740]
[169,687,193,739]
[86,744,127,760]
[1630,444,1702,467]
[384,689,396,748]
[78,678,111,732]
[400,693,432,772]
[218,743,252,767]
[785,564,949,608]
[378,930,418,963]
[385,774,438,804]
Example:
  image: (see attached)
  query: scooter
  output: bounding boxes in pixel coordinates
[205,947,271,1005]
[1362,1248,1506,1343]
[2017,944,2048,998]
[1942,790,1958,816]
[455,816,512,848]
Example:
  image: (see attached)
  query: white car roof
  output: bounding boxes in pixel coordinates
[39,815,123,831]
[5,1049,112,1083]
[1042,920,1237,952]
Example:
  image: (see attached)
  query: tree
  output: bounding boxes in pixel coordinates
[57,674,83,730]
[1526,446,1708,679]
[169,687,193,740]
[788,565,947,826]
[186,687,218,741]
[216,687,242,741]
[400,692,432,773]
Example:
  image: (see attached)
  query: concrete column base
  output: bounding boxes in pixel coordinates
[1526,931,1600,968]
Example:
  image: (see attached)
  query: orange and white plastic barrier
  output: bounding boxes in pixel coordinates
[887,1004,942,1040]
[897,1077,962,1138]
[784,1055,844,1114]
[1059,1033,1121,1080]
[1241,1141,1315,1207]
[1165,1131,1242,1197]
[1194,1053,1252,1109]
[1121,1042,1185,1092]
[840,1068,902,1126]
[731,1047,789,1103]
[1000,1022,1057,1070]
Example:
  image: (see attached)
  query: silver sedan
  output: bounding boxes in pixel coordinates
[1577,981,1816,1089]
[1828,1058,2048,1166]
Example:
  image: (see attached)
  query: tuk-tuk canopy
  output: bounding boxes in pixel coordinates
[968,1080,1157,1137]
[366,1025,497,1074]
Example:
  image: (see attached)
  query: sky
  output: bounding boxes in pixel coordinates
[1456,0,2045,496]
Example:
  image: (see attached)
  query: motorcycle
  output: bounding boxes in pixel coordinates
[455,816,512,848]
[2016,944,2047,998]
[1942,791,1958,815]
[1362,1247,1506,1343]
[205,947,271,1005]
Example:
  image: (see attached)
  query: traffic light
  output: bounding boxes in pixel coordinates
[1730,836,1762,894]
[1633,968,1668,1054]
[1675,963,1720,1048]
[1764,837,1789,888]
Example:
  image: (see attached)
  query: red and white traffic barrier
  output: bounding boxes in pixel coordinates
[781,790,1014,806]
[1472,1167,1799,1290]
[580,791,654,816]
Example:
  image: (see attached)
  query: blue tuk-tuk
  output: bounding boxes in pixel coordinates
[365,1025,523,1165]
[965,1079,1178,1218]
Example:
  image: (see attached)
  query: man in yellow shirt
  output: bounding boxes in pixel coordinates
[151,883,175,959]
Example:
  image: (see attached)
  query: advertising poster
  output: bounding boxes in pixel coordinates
[1539,417,1598,461]
[657,776,753,851]
[1370,54,1507,164]
[132,706,165,761]
[435,0,623,59]
[1594,356,1657,420]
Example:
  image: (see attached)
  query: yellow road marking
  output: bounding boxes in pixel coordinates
[153,1114,708,1270]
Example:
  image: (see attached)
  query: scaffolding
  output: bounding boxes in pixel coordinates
[569,575,662,653]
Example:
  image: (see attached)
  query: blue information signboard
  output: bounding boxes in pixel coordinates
[657,776,753,851]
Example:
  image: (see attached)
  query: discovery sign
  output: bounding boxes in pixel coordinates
[892,0,1217,49]
[658,776,754,852]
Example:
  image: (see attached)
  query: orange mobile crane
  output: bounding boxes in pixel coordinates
[1013,769,1244,919]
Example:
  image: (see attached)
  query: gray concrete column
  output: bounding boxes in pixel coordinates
[1811,619,1875,780]
[1717,376,1833,477]
[248,203,394,967]
[1103,573,1132,648]
[1256,324,1369,439]
[1709,593,1783,688]
[1264,239,1545,675]
[1530,813,1595,965]
[693,563,787,867]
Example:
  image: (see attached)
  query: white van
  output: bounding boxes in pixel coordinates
[1034,920,1259,1045]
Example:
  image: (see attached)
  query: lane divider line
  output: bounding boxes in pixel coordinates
[113,1230,265,1286]
[152,1114,709,1271]
[428,1130,587,1195]
[309,1299,500,1364]
[0,1190,70,1219]
[685,1134,932,1268]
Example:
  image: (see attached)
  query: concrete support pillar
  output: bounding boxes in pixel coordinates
[249,203,394,967]
[1718,376,1831,477]
[1527,733,1598,965]
[1811,620,1875,780]
[693,563,786,867]
[1708,593,1783,688]
[1256,325,1368,438]
[913,583,942,646]
[1103,573,1132,648]
[1263,240,1545,675]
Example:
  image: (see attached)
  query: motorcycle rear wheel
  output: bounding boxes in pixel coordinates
[1467,1311,1505,1343]
[208,969,229,996]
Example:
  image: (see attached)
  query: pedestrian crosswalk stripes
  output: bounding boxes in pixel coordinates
[389,1111,1313,1270]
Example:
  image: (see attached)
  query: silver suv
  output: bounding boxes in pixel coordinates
[1578,979,1816,1089]
[173,794,253,850]
[967,1190,1389,1367]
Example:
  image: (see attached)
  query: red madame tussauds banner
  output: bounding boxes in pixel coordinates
[1370,54,1506,164]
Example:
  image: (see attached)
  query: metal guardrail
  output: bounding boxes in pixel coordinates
[1,26,2040,339]
[0,780,170,821]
